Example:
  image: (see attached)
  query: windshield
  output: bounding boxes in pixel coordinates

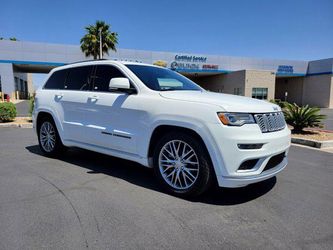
[126,65,202,91]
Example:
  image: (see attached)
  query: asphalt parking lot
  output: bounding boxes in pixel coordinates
[15,100,30,117]
[0,128,332,249]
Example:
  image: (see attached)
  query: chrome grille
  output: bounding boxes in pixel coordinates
[254,112,286,133]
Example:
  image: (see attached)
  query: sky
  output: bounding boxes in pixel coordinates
[1,0,333,86]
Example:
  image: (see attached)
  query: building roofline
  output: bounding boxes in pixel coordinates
[2,39,328,63]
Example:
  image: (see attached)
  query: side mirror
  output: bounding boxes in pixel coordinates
[109,77,130,90]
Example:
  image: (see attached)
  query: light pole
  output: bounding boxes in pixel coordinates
[99,27,102,59]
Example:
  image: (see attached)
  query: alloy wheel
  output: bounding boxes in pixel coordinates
[158,140,200,190]
[39,121,56,152]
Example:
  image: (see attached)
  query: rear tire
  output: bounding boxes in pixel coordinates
[37,117,65,157]
[153,132,213,198]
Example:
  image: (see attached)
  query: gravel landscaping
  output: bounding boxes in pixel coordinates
[291,130,333,141]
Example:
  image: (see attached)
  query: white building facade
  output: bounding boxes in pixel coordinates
[0,40,332,107]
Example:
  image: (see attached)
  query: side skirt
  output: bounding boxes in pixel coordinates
[63,139,150,167]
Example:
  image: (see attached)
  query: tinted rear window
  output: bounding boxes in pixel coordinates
[44,70,68,89]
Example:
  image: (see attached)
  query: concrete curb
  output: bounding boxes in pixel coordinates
[291,137,333,149]
[0,123,32,128]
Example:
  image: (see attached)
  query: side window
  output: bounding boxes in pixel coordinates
[93,65,125,92]
[44,70,68,89]
[65,66,94,90]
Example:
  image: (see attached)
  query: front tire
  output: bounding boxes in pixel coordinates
[37,117,65,157]
[153,132,213,198]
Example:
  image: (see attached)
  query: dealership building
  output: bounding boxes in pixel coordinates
[0,40,332,107]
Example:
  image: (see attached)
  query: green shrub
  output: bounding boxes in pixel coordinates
[0,102,17,122]
[28,96,35,117]
[270,99,288,109]
[283,103,326,133]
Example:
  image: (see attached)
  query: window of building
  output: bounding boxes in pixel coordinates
[252,88,268,100]
[20,79,24,91]
[14,77,19,91]
[233,87,242,95]
[44,69,69,89]
[65,66,94,90]
[92,65,125,92]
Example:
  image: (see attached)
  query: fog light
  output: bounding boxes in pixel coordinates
[238,159,259,170]
[237,143,264,150]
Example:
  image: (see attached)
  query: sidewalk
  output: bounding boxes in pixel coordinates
[0,117,32,128]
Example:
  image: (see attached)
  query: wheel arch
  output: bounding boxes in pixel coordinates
[147,124,219,186]
[35,110,64,143]
[36,111,54,130]
[148,125,204,157]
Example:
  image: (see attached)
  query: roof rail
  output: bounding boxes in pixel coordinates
[66,58,109,65]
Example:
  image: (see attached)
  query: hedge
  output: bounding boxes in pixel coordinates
[0,102,17,122]
[29,96,35,117]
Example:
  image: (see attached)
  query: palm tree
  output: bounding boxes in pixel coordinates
[80,21,118,60]
[0,37,18,41]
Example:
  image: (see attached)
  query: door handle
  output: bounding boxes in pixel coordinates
[55,93,63,99]
[88,95,99,102]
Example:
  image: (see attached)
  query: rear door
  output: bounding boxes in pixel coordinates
[59,65,95,143]
[43,69,68,135]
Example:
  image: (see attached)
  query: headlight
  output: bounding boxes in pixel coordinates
[217,112,255,126]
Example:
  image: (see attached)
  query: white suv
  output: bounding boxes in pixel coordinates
[33,60,290,197]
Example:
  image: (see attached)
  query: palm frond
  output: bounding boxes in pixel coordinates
[283,103,326,133]
[80,20,118,59]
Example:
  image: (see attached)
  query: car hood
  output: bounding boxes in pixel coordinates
[159,91,280,113]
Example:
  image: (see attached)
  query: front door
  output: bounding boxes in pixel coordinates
[83,65,145,155]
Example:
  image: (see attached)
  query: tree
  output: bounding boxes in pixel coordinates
[0,37,18,41]
[80,21,118,60]
[153,60,167,67]
[283,103,326,133]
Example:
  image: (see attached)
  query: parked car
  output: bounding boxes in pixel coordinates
[33,60,291,197]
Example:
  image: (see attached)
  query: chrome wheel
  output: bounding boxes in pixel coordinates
[158,140,199,190]
[39,121,56,152]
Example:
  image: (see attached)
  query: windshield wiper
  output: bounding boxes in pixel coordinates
[160,88,181,91]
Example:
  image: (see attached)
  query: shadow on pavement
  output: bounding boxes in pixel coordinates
[26,145,276,206]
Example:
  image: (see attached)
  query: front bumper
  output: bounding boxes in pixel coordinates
[206,123,291,188]
[219,156,287,187]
